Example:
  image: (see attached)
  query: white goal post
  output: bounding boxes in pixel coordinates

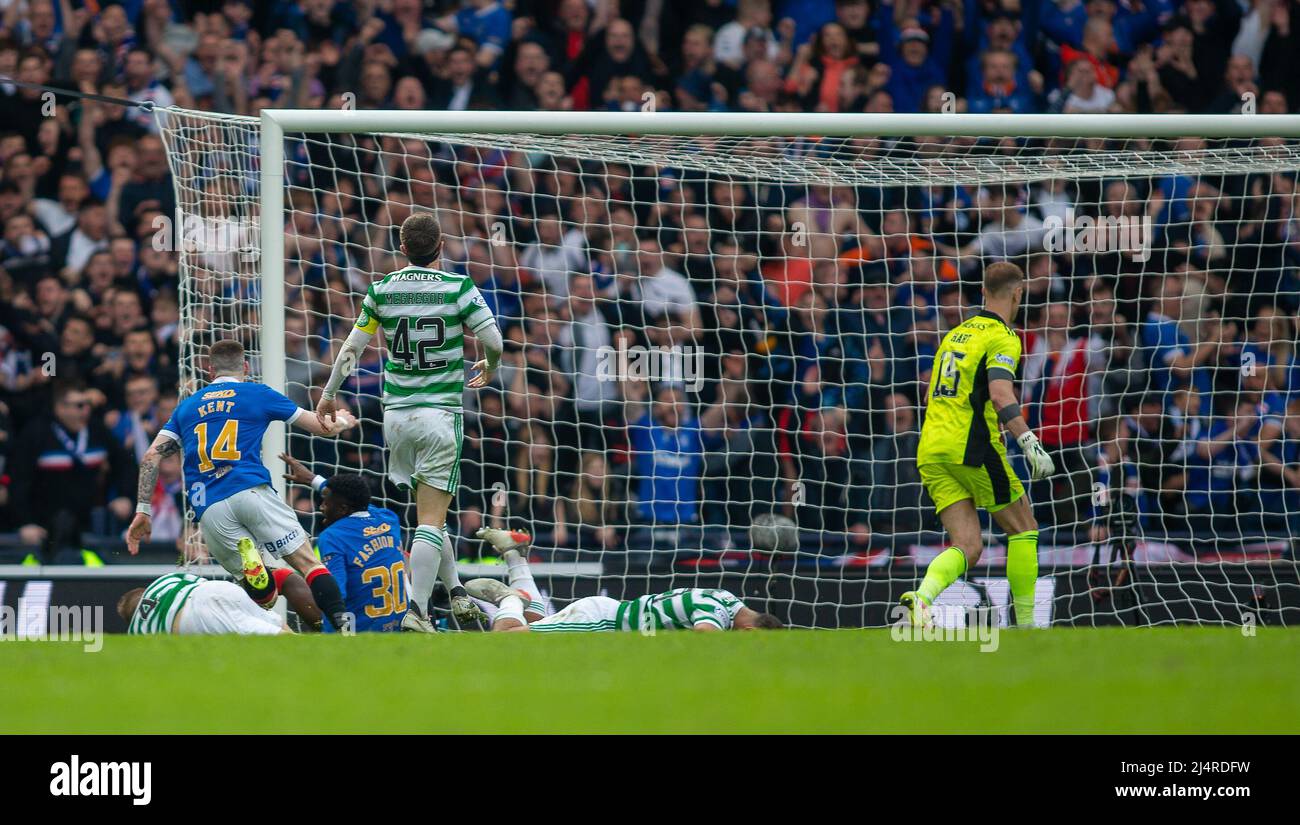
[157,107,1300,627]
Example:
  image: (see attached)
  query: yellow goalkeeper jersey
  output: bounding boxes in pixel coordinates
[918,309,1022,468]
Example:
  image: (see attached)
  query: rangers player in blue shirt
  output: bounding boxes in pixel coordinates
[281,453,410,633]
[126,339,357,632]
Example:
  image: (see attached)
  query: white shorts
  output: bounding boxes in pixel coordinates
[384,406,462,493]
[199,485,306,576]
[528,596,621,633]
[175,580,284,635]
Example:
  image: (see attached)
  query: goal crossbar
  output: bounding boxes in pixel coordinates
[258,110,1300,138]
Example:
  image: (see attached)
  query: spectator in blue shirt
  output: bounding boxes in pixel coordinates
[878,5,954,112]
[440,0,513,69]
[968,49,1039,113]
[630,386,704,525]
[965,12,1036,100]
[1140,275,1221,395]
[1179,399,1259,550]
[778,0,838,46]
[1039,0,1163,55]
[1257,395,1300,547]
[180,32,221,102]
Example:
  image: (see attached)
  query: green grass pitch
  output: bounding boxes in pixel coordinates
[4,628,1298,733]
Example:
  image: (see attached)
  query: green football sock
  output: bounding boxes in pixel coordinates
[917,547,967,605]
[1007,529,1040,627]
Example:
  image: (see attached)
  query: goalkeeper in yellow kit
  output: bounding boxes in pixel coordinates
[904,261,1055,627]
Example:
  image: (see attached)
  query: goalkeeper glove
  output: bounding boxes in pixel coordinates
[1017,430,1055,481]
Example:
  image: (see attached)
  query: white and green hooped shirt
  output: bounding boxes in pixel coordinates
[353,266,496,411]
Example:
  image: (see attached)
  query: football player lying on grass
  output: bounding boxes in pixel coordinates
[467,528,783,632]
[118,569,297,635]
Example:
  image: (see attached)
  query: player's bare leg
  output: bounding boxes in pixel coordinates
[406,482,485,629]
[233,539,318,629]
[938,498,985,564]
[463,578,532,632]
[901,499,983,626]
[991,495,1041,627]
[281,540,352,632]
[476,527,546,621]
[273,567,324,632]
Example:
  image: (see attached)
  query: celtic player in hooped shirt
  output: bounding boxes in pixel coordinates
[464,528,783,632]
[317,213,504,632]
[906,261,1055,628]
[118,572,290,635]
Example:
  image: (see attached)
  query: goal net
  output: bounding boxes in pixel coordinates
[157,107,1300,628]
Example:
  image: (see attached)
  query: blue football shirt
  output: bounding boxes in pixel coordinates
[317,506,409,633]
[160,378,301,519]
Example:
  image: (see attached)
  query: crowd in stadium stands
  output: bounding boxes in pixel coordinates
[0,0,1297,563]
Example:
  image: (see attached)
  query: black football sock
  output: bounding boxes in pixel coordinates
[306,568,350,632]
[240,574,278,607]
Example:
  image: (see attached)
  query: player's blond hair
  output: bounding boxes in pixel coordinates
[983,261,1025,298]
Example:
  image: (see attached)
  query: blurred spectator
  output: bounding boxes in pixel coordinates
[630,385,703,525]
[1024,302,1101,526]
[636,237,697,325]
[560,272,617,443]
[51,197,110,276]
[430,45,500,110]
[1257,395,1300,543]
[785,22,859,111]
[520,208,584,299]
[555,451,625,550]
[783,405,872,549]
[438,0,512,69]
[1156,20,1212,111]
[969,49,1037,113]
[700,361,779,526]
[1178,397,1259,550]
[1140,274,1224,395]
[878,4,954,114]
[8,380,135,562]
[716,0,782,69]
[869,392,926,534]
[1051,56,1117,112]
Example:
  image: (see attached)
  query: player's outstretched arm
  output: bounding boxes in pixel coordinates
[278,451,318,487]
[989,376,1054,481]
[126,432,181,554]
[317,327,375,424]
[292,404,357,437]
[466,320,503,389]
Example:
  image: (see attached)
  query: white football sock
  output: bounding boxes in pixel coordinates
[408,524,444,615]
[436,525,462,591]
[409,525,442,616]
[504,549,545,616]
[494,594,525,628]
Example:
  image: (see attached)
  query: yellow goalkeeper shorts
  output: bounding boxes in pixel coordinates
[920,458,1025,515]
